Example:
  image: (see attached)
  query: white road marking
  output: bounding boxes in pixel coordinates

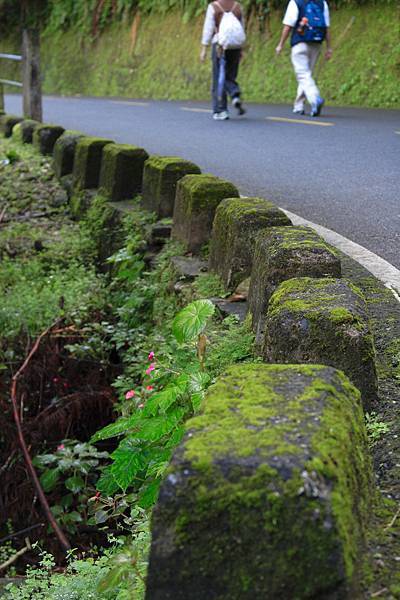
[181,107,211,114]
[267,116,334,127]
[111,101,149,107]
[281,208,400,302]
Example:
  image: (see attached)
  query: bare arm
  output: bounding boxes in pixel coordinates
[325,28,333,60]
[275,25,292,55]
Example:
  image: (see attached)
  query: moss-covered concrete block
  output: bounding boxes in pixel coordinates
[142,156,201,218]
[209,197,292,291]
[99,143,149,201]
[264,277,377,410]
[248,225,341,339]
[32,124,65,155]
[53,130,84,179]
[0,114,24,138]
[72,136,113,190]
[12,119,40,143]
[146,363,372,600]
[172,174,239,254]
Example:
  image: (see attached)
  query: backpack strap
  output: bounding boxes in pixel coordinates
[213,0,242,29]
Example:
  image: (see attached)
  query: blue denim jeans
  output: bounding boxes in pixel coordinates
[211,44,241,113]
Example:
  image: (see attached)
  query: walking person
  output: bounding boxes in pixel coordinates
[200,0,246,120]
[276,0,333,116]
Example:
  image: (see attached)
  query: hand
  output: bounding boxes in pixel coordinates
[200,47,207,62]
[275,44,283,56]
[325,47,333,60]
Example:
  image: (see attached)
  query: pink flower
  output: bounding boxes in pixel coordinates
[146,385,154,391]
[145,363,156,376]
[138,403,145,409]
[125,390,136,399]
[148,351,155,361]
[57,444,65,451]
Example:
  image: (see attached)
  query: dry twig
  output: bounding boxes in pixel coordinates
[11,319,71,553]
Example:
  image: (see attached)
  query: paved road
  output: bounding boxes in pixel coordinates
[5,94,400,268]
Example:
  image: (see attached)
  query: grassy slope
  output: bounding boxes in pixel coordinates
[1,3,399,108]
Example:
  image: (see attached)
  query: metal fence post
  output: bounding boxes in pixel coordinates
[22,28,42,122]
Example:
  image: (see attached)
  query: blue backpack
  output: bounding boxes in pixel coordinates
[291,0,326,46]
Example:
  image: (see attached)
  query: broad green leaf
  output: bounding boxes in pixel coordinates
[166,425,185,448]
[143,375,189,417]
[172,299,215,343]
[40,468,60,492]
[91,413,142,442]
[65,475,85,493]
[133,408,186,442]
[138,478,161,509]
[111,443,146,491]
[96,470,120,495]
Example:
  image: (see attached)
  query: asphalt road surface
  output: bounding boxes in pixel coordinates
[5,94,400,269]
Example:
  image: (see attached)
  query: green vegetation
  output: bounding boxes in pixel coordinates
[0,133,257,597]
[0,2,398,108]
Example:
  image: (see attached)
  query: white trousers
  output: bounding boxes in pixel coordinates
[291,42,322,110]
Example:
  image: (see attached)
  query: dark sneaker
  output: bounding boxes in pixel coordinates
[232,97,246,116]
[310,98,325,117]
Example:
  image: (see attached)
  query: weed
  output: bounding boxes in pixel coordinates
[365,412,390,446]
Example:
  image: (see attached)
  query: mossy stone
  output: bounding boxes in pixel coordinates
[53,130,84,178]
[172,174,239,254]
[146,364,372,600]
[142,155,201,218]
[209,197,292,291]
[0,114,24,138]
[264,277,378,410]
[72,136,113,190]
[12,119,40,143]
[32,124,65,155]
[99,143,149,201]
[248,225,341,340]
[69,190,97,220]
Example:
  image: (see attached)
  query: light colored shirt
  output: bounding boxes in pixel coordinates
[201,2,244,46]
[283,0,330,28]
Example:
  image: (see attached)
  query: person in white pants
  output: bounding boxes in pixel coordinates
[276,0,332,116]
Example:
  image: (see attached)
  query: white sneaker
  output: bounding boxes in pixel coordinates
[213,111,229,121]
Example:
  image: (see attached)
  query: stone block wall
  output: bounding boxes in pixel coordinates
[33,124,65,155]
[142,156,201,218]
[7,116,382,598]
[146,364,372,599]
[99,143,149,201]
[248,225,342,340]
[209,197,292,291]
[172,174,239,253]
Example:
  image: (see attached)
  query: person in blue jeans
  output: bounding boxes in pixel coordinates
[200,0,246,120]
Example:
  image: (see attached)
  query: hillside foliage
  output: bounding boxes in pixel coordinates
[0,0,388,35]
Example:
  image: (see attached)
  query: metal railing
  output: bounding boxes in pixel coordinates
[0,52,23,89]
[0,31,42,122]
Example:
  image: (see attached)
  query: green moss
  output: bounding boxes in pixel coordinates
[145,155,200,173]
[192,272,226,298]
[99,143,149,201]
[73,136,113,190]
[152,364,371,597]
[179,174,239,213]
[32,123,65,155]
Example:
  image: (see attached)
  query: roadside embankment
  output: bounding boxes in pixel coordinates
[1,110,400,597]
[0,3,399,108]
